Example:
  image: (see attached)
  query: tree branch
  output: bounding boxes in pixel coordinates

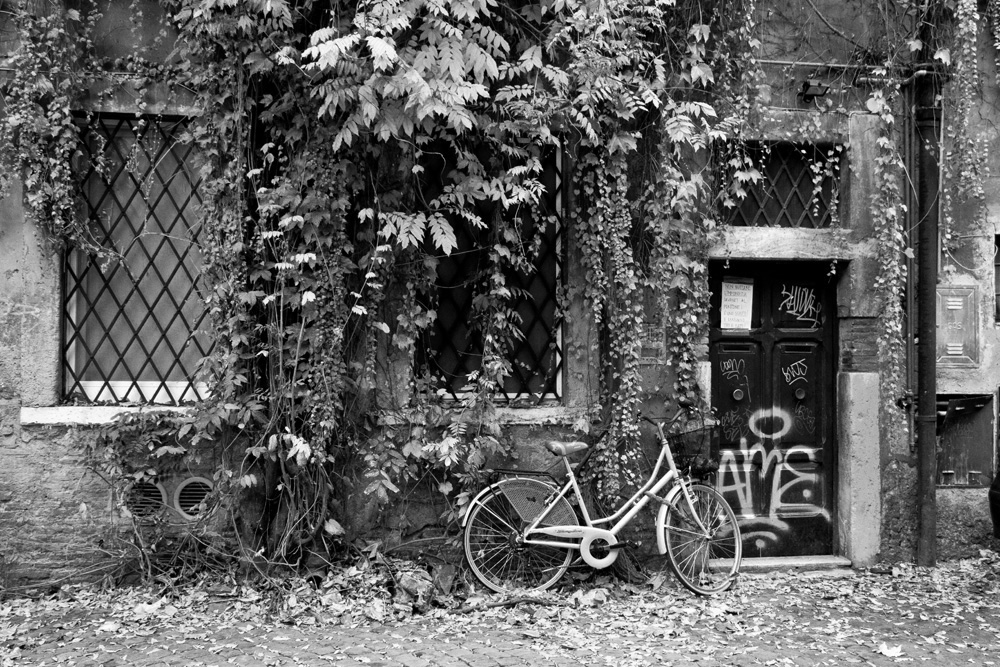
[805,0,865,51]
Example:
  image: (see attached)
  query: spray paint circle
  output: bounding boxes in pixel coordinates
[747,407,792,439]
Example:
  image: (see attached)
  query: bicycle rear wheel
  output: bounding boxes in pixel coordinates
[663,483,741,595]
[463,477,577,593]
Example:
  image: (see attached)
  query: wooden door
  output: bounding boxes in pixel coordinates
[709,261,836,557]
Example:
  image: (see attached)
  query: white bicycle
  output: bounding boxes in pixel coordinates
[462,415,742,595]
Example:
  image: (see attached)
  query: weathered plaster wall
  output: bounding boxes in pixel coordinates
[0,417,112,586]
[0,180,120,586]
[937,488,1000,560]
[0,178,60,405]
[929,22,1000,562]
[837,372,880,566]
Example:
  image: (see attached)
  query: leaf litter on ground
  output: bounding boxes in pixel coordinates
[1,549,999,666]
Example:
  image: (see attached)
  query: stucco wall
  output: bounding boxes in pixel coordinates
[930,20,1000,562]
[937,488,1000,560]
[0,178,60,406]
[0,416,111,586]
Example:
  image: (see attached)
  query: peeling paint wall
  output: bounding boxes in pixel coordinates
[924,24,1000,561]
[0,415,111,585]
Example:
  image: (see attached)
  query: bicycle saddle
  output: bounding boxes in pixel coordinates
[544,440,589,456]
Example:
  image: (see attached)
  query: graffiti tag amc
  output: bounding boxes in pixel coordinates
[717,406,829,554]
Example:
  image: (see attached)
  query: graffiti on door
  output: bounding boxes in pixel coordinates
[717,405,830,554]
[716,350,830,555]
[781,358,809,385]
[720,357,752,403]
[778,284,821,328]
[711,263,834,556]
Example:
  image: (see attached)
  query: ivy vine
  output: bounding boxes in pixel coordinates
[4,0,993,578]
[0,3,104,254]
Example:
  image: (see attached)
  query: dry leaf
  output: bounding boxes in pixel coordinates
[875,642,904,657]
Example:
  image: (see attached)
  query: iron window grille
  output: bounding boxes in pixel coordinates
[423,149,563,403]
[727,142,841,228]
[63,114,210,405]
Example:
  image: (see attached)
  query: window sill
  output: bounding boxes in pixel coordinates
[20,405,191,427]
[383,406,590,427]
[492,406,589,425]
[20,405,589,428]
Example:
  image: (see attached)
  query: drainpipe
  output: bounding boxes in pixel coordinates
[914,74,940,567]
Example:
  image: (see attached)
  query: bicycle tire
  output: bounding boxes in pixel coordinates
[662,483,742,595]
[463,477,578,593]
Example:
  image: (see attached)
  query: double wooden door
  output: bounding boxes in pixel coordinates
[709,261,836,557]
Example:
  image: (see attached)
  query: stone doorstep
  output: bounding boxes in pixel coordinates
[738,555,853,574]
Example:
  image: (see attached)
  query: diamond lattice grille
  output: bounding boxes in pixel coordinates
[63,115,210,404]
[728,143,840,228]
[427,151,563,402]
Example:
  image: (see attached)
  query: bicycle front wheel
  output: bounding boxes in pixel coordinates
[663,483,742,595]
[463,477,577,593]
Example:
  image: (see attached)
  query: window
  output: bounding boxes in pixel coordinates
[423,149,563,402]
[62,114,209,405]
[727,142,841,228]
[936,395,994,487]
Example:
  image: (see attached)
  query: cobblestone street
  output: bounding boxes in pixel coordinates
[4,555,1000,667]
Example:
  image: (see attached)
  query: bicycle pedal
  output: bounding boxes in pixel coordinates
[609,540,641,550]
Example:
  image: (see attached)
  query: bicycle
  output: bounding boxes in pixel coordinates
[462,414,742,596]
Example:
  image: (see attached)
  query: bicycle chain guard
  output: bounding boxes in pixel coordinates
[531,525,620,569]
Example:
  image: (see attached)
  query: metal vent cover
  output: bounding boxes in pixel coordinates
[173,476,213,520]
[126,481,166,518]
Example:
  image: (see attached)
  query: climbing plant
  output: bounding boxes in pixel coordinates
[867,84,908,416]
[0,2,104,255]
[3,0,992,575]
[940,0,987,260]
[153,0,771,556]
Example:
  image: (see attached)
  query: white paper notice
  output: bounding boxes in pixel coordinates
[721,280,753,329]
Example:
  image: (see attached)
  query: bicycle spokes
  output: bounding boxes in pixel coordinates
[464,478,577,592]
[663,485,742,595]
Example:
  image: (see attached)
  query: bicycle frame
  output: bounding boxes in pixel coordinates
[461,415,741,595]
[513,425,710,568]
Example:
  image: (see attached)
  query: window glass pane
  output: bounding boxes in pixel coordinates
[63,115,209,404]
[728,142,840,228]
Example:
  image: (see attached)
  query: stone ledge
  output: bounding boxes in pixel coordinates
[20,405,588,427]
[19,406,190,426]
[380,406,590,427]
[739,555,853,573]
[492,407,589,425]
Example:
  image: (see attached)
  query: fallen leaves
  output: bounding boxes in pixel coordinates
[0,550,998,666]
[874,642,904,657]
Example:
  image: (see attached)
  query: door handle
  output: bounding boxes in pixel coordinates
[733,389,745,401]
[794,387,806,400]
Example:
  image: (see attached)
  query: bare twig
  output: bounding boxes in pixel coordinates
[804,0,864,51]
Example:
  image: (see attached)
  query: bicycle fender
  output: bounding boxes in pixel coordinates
[460,477,557,527]
[654,485,685,555]
[461,484,501,527]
